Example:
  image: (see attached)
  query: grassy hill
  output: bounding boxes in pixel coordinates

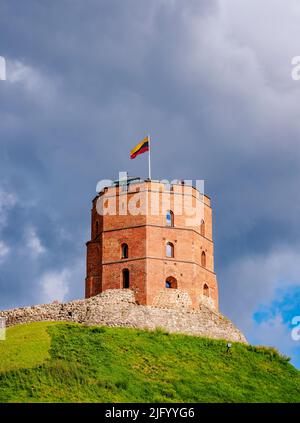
[0,322,299,403]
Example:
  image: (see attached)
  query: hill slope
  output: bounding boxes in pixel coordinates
[0,322,299,403]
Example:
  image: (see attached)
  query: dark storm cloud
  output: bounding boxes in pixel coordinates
[0,0,300,359]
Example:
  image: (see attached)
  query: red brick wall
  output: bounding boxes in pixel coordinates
[85,180,219,310]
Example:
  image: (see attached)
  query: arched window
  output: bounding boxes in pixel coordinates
[200,219,205,236]
[203,283,209,297]
[201,251,206,267]
[166,210,174,227]
[121,243,128,259]
[165,276,177,289]
[95,221,99,236]
[122,269,130,288]
[166,242,174,258]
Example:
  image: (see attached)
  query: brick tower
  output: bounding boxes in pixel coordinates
[85,176,219,311]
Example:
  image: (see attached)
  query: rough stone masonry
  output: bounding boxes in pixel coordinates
[0,289,247,343]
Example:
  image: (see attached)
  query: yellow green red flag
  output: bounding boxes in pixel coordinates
[130,136,149,159]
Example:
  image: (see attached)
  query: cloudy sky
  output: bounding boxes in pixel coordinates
[1,0,300,366]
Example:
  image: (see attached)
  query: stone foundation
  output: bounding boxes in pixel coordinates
[0,289,247,343]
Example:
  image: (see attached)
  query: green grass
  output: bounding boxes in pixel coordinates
[0,322,61,372]
[0,322,299,402]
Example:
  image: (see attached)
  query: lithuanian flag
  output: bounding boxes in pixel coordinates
[130,136,149,159]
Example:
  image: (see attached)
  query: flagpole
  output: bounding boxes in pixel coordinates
[148,134,151,180]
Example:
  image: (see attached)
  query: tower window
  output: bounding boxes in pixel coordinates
[166,242,174,258]
[201,251,206,267]
[122,269,130,288]
[121,243,128,259]
[166,210,174,227]
[200,219,205,236]
[203,283,209,297]
[165,276,177,289]
[95,221,99,235]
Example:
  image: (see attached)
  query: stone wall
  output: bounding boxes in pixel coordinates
[0,289,247,343]
[152,289,192,309]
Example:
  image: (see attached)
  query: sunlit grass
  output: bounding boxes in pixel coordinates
[0,321,65,372]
